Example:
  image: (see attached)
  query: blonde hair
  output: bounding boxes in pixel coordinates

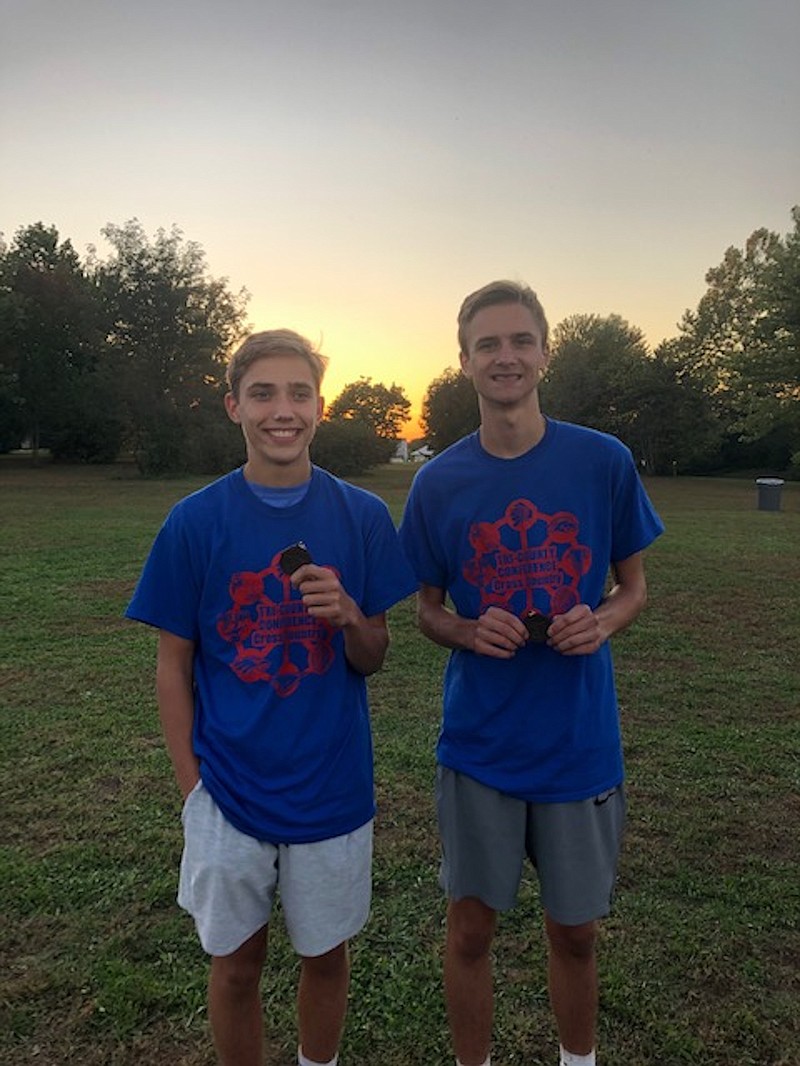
[226,329,328,398]
[457,280,549,353]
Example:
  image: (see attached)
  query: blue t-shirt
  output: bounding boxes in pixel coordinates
[126,466,418,844]
[399,419,664,803]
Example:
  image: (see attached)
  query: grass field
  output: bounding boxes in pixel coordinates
[1,461,798,1066]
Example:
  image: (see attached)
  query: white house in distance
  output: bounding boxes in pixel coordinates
[391,441,434,463]
[410,444,434,462]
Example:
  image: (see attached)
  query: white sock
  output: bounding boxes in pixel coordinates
[559,1047,595,1066]
[298,1049,338,1066]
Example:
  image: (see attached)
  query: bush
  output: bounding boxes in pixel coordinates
[49,415,123,464]
[0,390,27,453]
[311,419,395,477]
[183,405,244,474]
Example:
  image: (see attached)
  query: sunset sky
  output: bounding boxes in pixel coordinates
[2,0,798,438]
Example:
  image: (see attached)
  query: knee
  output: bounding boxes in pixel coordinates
[212,957,262,999]
[302,942,349,982]
[546,917,597,961]
[212,936,267,996]
[448,899,496,962]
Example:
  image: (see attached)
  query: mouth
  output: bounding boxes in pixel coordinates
[265,427,302,441]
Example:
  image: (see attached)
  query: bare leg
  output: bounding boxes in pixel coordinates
[298,941,350,1063]
[208,925,268,1066]
[545,914,598,1056]
[444,897,497,1066]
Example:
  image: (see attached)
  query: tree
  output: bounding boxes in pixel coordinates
[0,383,26,453]
[541,314,719,474]
[311,418,392,477]
[541,313,652,446]
[420,367,480,452]
[623,340,721,474]
[0,257,26,451]
[542,314,649,431]
[0,222,108,459]
[325,377,410,440]
[92,219,248,473]
[673,207,800,467]
[319,376,410,475]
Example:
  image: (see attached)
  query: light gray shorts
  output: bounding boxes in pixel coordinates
[436,766,626,925]
[178,780,373,958]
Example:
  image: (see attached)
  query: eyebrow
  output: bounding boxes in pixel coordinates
[474,331,536,345]
[245,380,314,391]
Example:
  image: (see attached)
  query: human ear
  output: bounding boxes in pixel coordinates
[224,391,241,424]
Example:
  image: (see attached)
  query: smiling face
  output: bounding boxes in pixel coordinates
[459,301,550,413]
[224,353,324,486]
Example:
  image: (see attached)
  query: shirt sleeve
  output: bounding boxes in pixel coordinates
[361,501,419,616]
[125,506,203,640]
[610,447,665,562]
[398,471,448,589]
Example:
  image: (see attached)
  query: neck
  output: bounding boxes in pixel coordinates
[478,402,546,459]
[243,457,312,488]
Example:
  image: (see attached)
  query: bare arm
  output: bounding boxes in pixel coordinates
[417,552,648,661]
[417,583,527,659]
[156,630,200,799]
[293,564,390,675]
[547,551,649,656]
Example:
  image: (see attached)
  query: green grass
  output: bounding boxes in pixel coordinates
[1,461,798,1065]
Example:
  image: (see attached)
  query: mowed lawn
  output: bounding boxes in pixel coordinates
[1,461,798,1066]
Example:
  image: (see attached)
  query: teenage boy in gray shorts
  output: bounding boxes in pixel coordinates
[127,329,417,1066]
[399,281,663,1066]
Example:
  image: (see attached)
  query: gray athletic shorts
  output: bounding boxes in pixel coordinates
[178,780,373,958]
[436,766,626,925]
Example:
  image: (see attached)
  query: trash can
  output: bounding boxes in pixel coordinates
[755,477,784,512]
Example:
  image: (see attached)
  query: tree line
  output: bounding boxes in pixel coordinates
[424,206,799,477]
[1,209,798,477]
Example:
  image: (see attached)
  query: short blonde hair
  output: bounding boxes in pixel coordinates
[226,329,328,398]
[457,280,549,353]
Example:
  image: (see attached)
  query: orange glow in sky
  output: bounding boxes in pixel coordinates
[2,2,798,445]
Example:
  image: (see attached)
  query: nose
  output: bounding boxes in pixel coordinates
[271,393,296,419]
[495,340,517,363]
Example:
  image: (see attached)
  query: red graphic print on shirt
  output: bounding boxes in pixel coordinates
[217,550,336,697]
[463,498,592,618]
